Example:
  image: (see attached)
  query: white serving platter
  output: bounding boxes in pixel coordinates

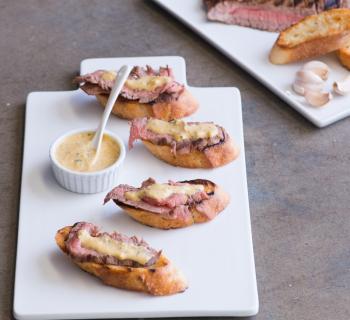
[154,0,350,127]
[13,56,258,319]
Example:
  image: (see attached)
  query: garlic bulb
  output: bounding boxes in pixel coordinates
[302,61,330,81]
[304,90,332,107]
[333,75,350,95]
[293,70,325,96]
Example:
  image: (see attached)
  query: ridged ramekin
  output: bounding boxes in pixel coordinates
[49,128,125,194]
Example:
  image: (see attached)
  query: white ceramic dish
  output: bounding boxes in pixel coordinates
[154,0,350,127]
[14,56,258,319]
[49,129,126,194]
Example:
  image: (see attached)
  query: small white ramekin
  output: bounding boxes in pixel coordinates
[49,128,126,194]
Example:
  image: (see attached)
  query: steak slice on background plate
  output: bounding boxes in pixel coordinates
[204,0,350,32]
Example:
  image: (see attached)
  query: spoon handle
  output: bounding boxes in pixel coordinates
[92,65,132,150]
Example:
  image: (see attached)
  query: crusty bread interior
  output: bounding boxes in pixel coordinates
[270,9,350,64]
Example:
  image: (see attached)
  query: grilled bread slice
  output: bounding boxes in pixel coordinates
[55,223,188,296]
[270,8,350,64]
[95,88,198,121]
[338,43,350,69]
[129,118,239,169]
[104,178,230,229]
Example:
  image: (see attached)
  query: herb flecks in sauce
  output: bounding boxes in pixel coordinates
[56,132,120,172]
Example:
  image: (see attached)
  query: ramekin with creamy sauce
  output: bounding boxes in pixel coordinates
[49,129,125,194]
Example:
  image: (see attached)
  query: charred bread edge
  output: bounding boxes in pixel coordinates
[270,32,350,64]
[269,9,350,64]
[55,225,188,295]
[141,131,239,169]
[95,88,198,121]
[113,179,230,229]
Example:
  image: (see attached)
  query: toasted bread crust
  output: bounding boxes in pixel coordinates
[142,135,239,168]
[114,179,230,229]
[270,9,350,64]
[55,226,188,295]
[96,88,198,121]
[338,44,350,69]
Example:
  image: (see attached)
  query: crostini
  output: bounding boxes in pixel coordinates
[74,66,198,120]
[55,222,188,295]
[104,178,230,229]
[128,118,239,168]
[269,8,350,64]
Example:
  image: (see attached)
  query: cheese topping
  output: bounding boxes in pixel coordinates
[78,229,153,265]
[101,71,117,81]
[125,183,204,202]
[125,76,171,91]
[55,132,120,172]
[101,71,171,91]
[146,119,219,142]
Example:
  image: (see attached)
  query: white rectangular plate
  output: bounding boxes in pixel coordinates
[14,56,258,319]
[154,0,350,127]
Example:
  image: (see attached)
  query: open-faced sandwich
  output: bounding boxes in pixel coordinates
[128,118,239,168]
[55,222,188,295]
[104,178,230,229]
[74,66,198,120]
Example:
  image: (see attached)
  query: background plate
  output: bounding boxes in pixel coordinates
[14,56,258,319]
[154,0,350,127]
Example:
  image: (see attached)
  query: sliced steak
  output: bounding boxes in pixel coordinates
[204,0,350,32]
[128,117,226,155]
[104,178,210,219]
[74,65,184,103]
[64,222,161,267]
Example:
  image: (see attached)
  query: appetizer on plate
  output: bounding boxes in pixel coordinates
[55,222,188,295]
[204,0,349,32]
[128,118,239,168]
[104,178,230,229]
[74,66,198,120]
[269,8,350,64]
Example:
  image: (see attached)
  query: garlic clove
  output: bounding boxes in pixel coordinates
[304,90,332,107]
[302,61,330,80]
[292,82,305,95]
[333,75,350,96]
[293,70,325,96]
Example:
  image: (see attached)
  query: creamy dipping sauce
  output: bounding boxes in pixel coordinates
[146,119,219,141]
[125,183,204,202]
[55,132,120,172]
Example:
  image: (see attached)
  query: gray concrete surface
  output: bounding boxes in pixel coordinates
[0,0,349,319]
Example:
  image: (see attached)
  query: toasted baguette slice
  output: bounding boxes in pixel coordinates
[143,137,238,168]
[338,43,350,69]
[105,178,230,229]
[129,118,239,168]
[270,9,350,64]
[96,88,198,121]
[55,225,188,296]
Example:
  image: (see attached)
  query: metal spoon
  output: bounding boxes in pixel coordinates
[90,64,132,162]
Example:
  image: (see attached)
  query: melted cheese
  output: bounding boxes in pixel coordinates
[101,71,117,81]
[125,76,171,91]
[125,183,204,202]
[78,230,153,265]
[146,119,219,142]
[101,71,171,91]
